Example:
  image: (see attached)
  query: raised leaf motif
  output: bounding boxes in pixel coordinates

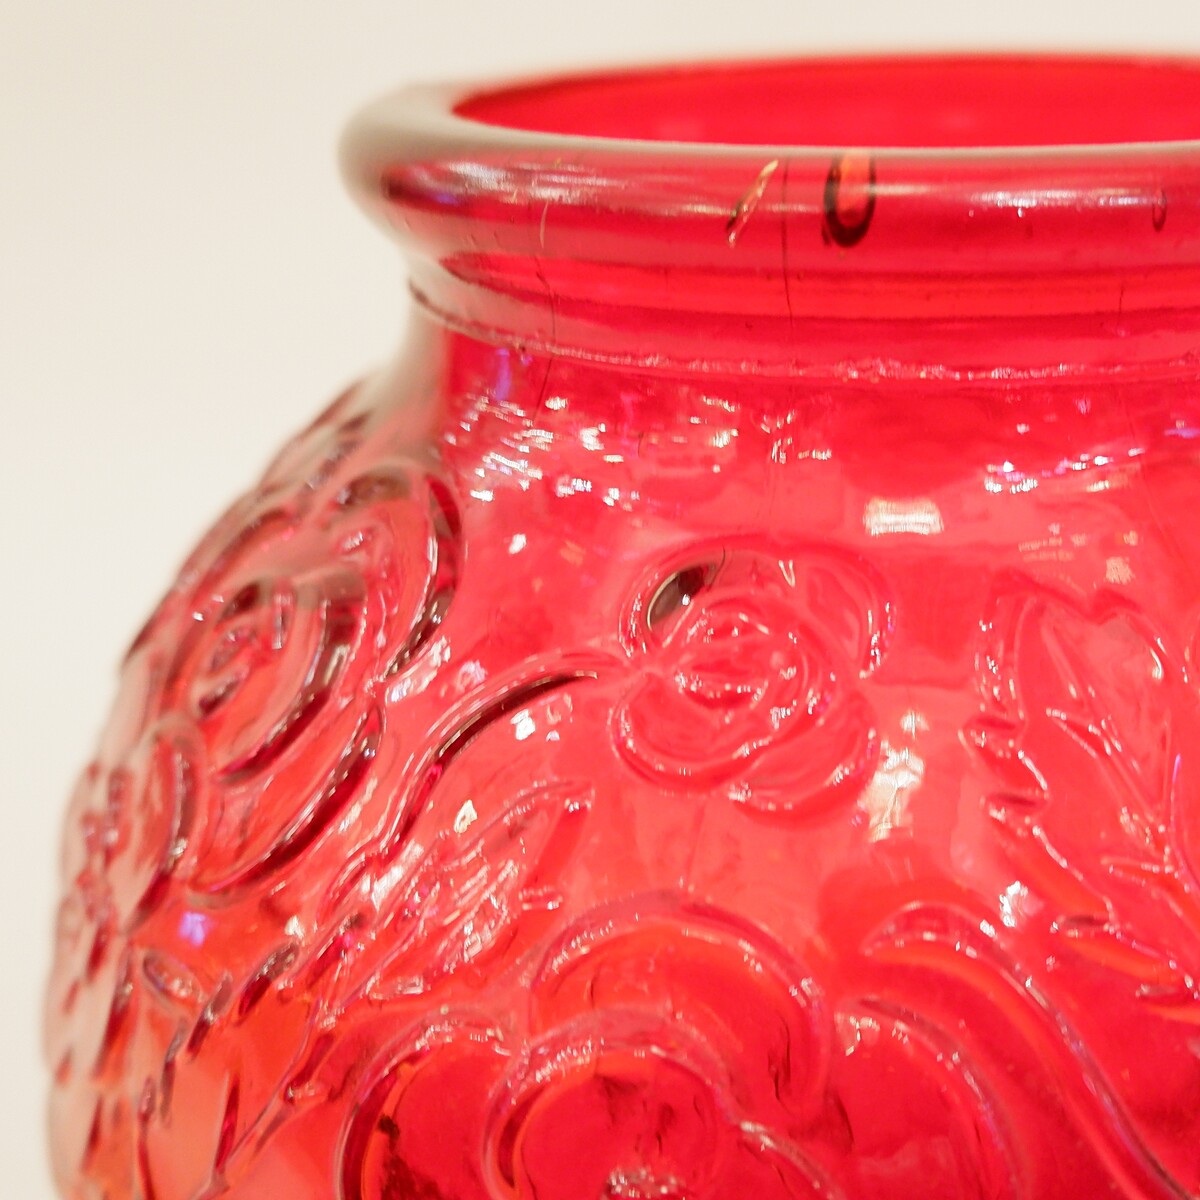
[956,576,1200,1191]
[967,577,1200,967]
[308,781,592,1006]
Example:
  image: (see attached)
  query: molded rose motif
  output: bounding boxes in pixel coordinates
[340,899,1017,1200]
[615,545,891,816]
[158,455,458,893]
[45,717,200,1074]
[46,393,463,1197]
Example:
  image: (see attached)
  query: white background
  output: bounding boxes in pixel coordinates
[3,2,1198,1194]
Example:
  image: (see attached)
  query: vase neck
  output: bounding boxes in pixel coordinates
[342,56,1200,380]
[403,254,1200,382]
[383,308,1200,518]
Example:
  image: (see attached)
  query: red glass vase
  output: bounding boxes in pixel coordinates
[45,55,1200,1199]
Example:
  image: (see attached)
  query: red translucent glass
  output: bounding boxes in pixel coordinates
[46,55,1200,1199]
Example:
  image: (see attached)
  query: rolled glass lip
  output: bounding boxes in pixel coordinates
[340,55,1200,325]
[345,53,1200,161]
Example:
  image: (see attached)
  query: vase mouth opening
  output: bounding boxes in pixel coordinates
[451,55,1200,153]
[343,54,1200,369]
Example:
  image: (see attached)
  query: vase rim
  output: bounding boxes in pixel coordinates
[341,54,1200,363]
[347,52,1200,160]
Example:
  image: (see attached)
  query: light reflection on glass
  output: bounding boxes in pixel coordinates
[999,881,1032,929]
[453,800,479,834]
[863,497,945,537]
[862,740,926,842]
[178,911,210,948]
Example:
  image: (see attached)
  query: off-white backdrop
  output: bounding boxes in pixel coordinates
[4,2,1199,1194]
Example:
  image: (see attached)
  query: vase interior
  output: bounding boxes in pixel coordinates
[458,55,1200,150]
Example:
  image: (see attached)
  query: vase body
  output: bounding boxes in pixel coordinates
[45,56,1200,1200]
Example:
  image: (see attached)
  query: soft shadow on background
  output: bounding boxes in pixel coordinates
[3,1,1198,1194]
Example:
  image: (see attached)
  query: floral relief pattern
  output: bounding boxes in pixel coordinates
[338,900,1018,1200]
[615,544,892,817]
[46,371,1200,1200]
[959,574,1200,1194]
[46,387,466,1199]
